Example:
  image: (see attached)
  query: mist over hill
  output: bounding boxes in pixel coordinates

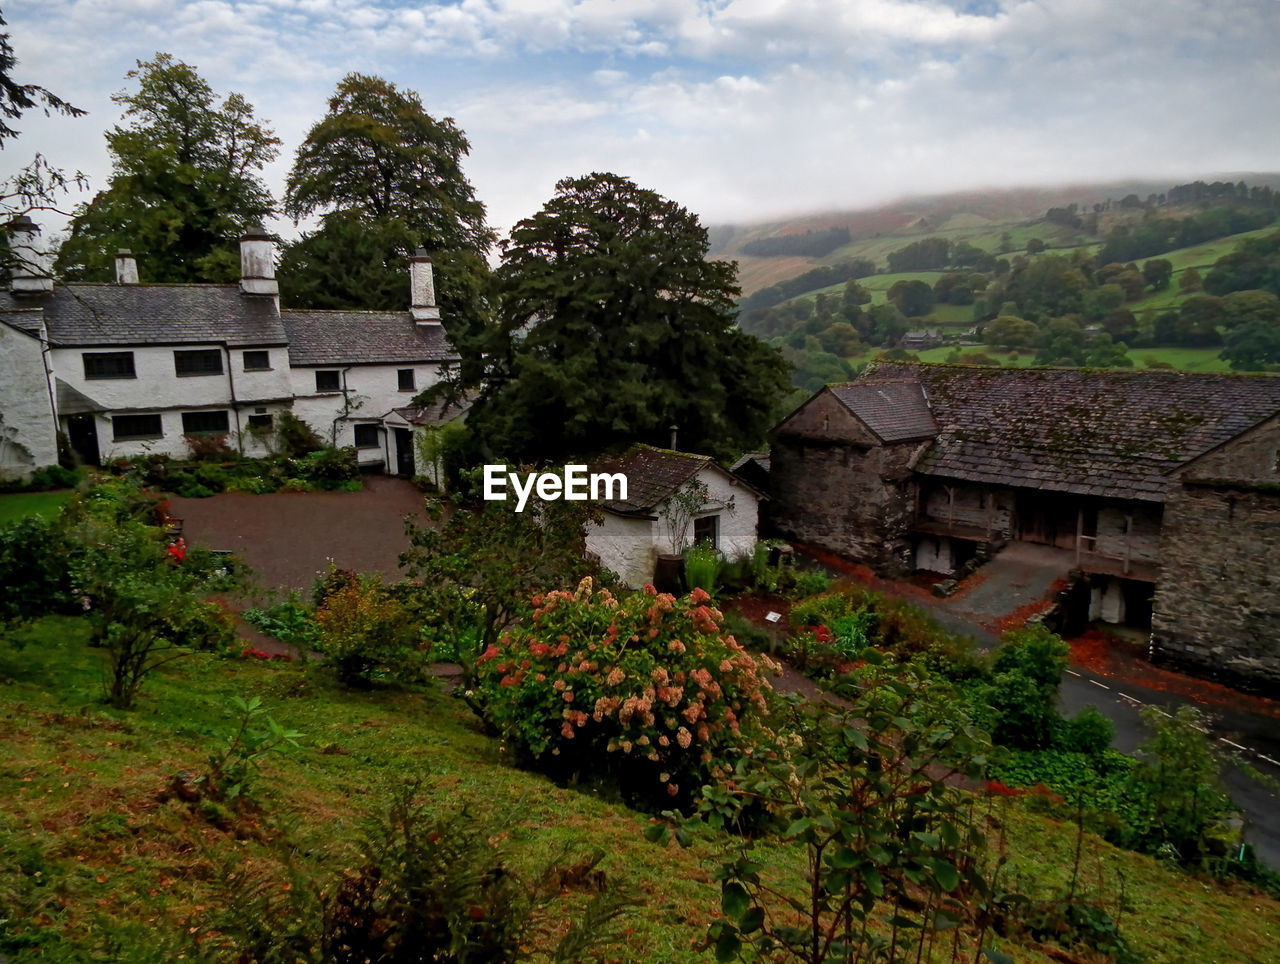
[713,174,1280,296]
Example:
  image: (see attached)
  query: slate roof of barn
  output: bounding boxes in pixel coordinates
[826,379,938,442]
[859,362,1280,502]
[0,284,287,347]
[282,310,457,366]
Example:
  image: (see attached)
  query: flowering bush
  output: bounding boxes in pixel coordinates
[476,578,780,809]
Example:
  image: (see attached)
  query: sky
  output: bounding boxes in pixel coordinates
[4,0,1280,243]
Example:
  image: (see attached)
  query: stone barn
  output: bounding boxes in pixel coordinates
[769,362,1280,690]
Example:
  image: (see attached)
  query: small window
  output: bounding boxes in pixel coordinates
[693,514,720,549]
[353,423,380,449]
[181,410,230,436]
[83,351,136,380]
[246,413,273,431]
[243,350,270,371]
[174,349,223,376]
[112,413,163,441]
[315,370,341,392]
[398,368,415,391]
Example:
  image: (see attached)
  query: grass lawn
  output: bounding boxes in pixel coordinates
[2,616,1279,961]
[0,490,74,526]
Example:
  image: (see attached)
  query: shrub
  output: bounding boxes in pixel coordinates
[982,625,1069,750]
[274,410,324,457]
[184,433,234,460]
[475,579,779,809]
[682,541,721,594]
[1061,705,1115,756]
[201,695,303,803]
[300,447,359,489]
[791,567,832,597]
[314,573,417,686]
[0,515,75,625]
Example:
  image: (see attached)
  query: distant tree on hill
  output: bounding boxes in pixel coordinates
[983,315,1038,350]
[886,237,950,272]
[1203,232,1280,298]
[1179,267,1203,293]
[1221,321,1280,371]
[1142,258,1173,291]
[1026,238,1046,255]
[738,259,876,313]
[887,278,935,317]
[739,225,851,258]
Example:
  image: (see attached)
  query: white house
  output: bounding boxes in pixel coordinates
[0,218,459,478]
[586,444,762,587]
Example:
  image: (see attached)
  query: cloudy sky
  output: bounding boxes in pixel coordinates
[4,0,1279,240]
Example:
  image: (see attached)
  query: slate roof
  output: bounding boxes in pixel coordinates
[863,362,1280,502]
[0,284,287,347]
[56,379,106,415]
[590,445,717,517]
[282,310,457,366]
[389,394,473,427]
[827,379,937,442]
[0,306,43,336]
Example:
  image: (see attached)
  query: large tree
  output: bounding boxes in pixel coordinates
[279,73,493,329]
[459,172,791,462]
[55,53,278,283]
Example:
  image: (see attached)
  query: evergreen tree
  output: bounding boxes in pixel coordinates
[461,172,790,462]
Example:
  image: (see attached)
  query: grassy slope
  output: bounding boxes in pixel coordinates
[914,346,1233,372]
[0,491,74,526]
[3,617,1279,961]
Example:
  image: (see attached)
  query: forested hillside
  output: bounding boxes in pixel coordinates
[723,177,1280,391]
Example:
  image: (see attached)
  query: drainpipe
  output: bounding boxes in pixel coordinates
[39,320,60,456]
[223,343,243,456]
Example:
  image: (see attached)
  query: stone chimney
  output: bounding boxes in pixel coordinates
[409,248,440,324]
[7,215,54,295]
[239,226,278,296]
[115,249,139,284]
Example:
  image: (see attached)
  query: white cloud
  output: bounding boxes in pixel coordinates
[2,0,1278,241]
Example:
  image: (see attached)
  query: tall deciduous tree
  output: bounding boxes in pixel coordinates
[459,172,791,462]
[55,53,278,283]
[279,73,493,330]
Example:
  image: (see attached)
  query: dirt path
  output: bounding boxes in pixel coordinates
[170,476,429,594]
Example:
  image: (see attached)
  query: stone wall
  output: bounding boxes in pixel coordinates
[1151,415,1280,690]
[770,433,916,575]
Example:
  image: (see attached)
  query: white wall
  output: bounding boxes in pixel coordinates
[651,466,759,562]
[587,512,659,587]
[588,466,761,588]
[289,362,447,447]
[51,344,290,413]
[0,322,57,476]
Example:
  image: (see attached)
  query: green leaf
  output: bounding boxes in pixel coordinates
[862,866,883,897]
[783,817,813,839]
[933,909,962,931]
[722,882,750,919]
[642,823,668,844]
[714,928,742,962]
[830,847,859,869]
[933,858,960,892]
[740,906,765,934]
[982,945,1014,964]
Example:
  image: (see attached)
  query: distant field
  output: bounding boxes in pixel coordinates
[913,345,1232,372]
[0,489,72,526]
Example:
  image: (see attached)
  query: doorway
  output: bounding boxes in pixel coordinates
[394,428,414,477]
[67,414,100,466]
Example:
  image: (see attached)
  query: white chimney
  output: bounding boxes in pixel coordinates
[239,226,278,296]
[115,249,139,284]
[7,215,54,295]
[410,248,440,324]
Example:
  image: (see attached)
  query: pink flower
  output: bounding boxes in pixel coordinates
[690,587,711,605]
[668,639,686,654]
[676,727,693,749]
[606,667,625,686]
